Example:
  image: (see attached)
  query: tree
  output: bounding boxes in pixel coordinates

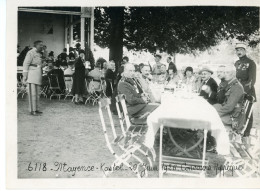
[95,7,259,61]
[95,7,124,68]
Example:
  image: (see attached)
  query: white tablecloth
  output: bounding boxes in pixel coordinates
[143,94,230,155]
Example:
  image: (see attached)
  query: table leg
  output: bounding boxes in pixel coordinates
[159,124,163,178]
[201,129,208,177]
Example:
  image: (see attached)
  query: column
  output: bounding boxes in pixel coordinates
[80,16,85,49]
[69,15,73,47]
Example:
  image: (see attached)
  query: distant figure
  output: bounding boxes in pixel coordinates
[59,48,68,66]
[48,51,55,61]
[72,49,86,104]
[167,56,177,74]
[182,66,195,87]
[166,65,180,86]
[69,47,75,60]
[17,46,31,66]
[152,54,165,75]
[47,61,66,92]
[64,61,75,91]
[105,61,116,97]
[122,56,129,65]
[157,64,167,84]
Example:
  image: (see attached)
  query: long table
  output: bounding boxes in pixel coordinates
[143,93,230,177]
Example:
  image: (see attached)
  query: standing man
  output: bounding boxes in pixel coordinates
[234,42,257,137]
[167,56,177,74]
[23,40,45,116]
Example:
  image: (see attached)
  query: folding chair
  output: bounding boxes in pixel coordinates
[64,74,75,101]
[48,74,64,100]
[218,94,260,178]
[85,78,105,105]
[98,98,150,178]
[115,94,155,164]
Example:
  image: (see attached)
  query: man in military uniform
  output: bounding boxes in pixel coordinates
[214,65,244,126]
[23,40,45,116]
[234,42,256,137]
[216,65,228,104]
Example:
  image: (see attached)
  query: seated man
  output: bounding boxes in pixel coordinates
[216,65,228,104]
[118,63,158,118]
[47,61,66,92]
[213,64,244,126]
[199,66,218,105]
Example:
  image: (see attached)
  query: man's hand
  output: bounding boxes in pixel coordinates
[141,94,149,103]
[23,73,28,84]
[245,81,252,89]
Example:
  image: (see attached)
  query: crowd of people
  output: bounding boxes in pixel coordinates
[21,40,256,149]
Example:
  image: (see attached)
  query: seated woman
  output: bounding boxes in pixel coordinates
[166,65,180,86]
[182,66,195,86]
[88,62,105,92]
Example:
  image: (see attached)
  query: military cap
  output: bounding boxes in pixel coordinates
[235,42,247,50]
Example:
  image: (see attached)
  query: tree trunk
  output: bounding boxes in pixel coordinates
[108,7,124,71]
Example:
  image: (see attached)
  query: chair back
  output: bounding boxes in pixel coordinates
[98,98,119,156]
[48,74,60,90]
[64,74,73,91]
[115,94,131,131]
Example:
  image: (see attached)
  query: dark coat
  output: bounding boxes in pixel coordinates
[235,55,256,100]
[117,77,146,117]
[168,62,177,73]
[199,77,218,100]
[72,58,86,95]
[105,69,116,97]
[47,68,66,91]
[213,78,244,125]
[217,79,228,104]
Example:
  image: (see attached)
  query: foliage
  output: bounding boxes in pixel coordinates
[94,6,259,55]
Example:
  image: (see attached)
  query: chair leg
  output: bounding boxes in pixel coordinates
[159,124,163,178]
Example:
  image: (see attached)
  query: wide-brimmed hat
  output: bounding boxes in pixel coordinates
[235,42,247,50]
[199,66,213,74]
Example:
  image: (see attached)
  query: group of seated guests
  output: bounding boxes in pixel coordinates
[115,60,251,152]
[41,54,117,103]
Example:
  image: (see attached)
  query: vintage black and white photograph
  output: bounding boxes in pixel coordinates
[7,0,260,188]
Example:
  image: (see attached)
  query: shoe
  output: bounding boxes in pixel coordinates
[35,110,43,114]
[30,111,40,116]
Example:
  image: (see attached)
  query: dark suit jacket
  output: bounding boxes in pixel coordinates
[117,77,146,116]
[207,92,218,105]
[199,77,218,100]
